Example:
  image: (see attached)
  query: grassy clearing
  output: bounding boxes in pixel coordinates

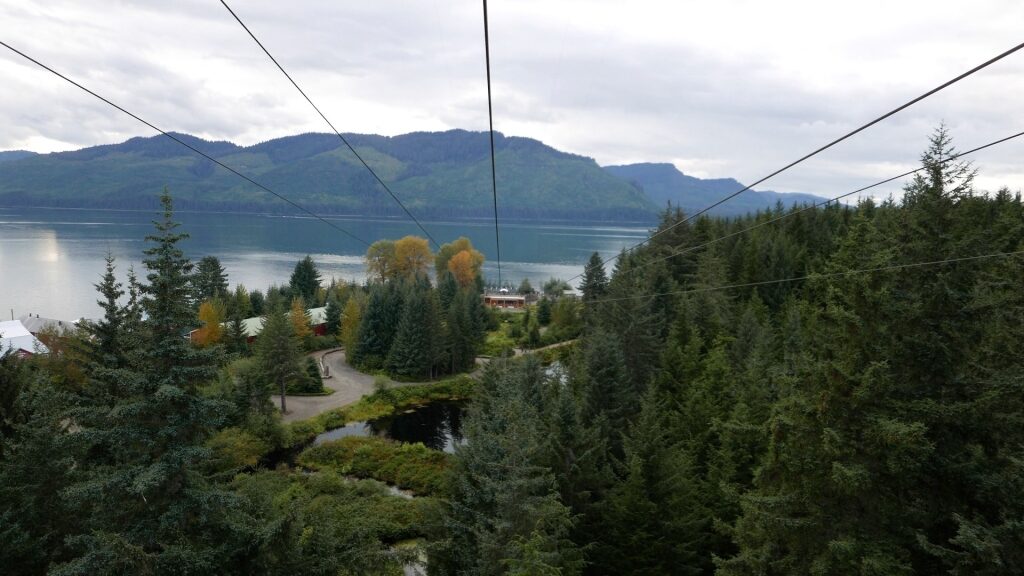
[299,436,452,496]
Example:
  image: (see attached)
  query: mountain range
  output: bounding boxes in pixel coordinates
[0,130,825,220]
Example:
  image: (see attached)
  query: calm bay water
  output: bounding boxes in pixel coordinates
[0,206,651,321]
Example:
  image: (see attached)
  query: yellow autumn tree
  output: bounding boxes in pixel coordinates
[394,235,432,279]
[435,237,484,279]
[289,297,312,343]
[365,239,397,282]
[448,249,484,287]
[195,299,225,346]
[340,296,362,352]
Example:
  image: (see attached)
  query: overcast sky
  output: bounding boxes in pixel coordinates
[2,0,1023,200]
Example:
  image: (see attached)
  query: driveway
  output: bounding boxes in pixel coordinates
[280,349,384,423]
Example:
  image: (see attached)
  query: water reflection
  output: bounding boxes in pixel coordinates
[0,206,650,320]
[314,402,465,453]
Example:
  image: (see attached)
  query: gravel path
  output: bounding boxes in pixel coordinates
[280,349,385,423]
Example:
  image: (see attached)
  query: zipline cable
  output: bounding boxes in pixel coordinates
[482,0,503,287]
[584,248,1024,305]
[619,129,1024,278]
[219,0,441,249]
[567,39,1024,284]
[0,40,372,247]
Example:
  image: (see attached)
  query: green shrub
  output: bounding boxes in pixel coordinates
[305,334,338,352]
[482,329,516,357]
[299,436,452,496]
[206,427,271,473]
[286,357,325,394]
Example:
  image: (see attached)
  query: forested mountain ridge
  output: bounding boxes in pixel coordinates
[0,150,36,163]
[604,161,827,216]
[0,131,822,220]
[0,130,656,220]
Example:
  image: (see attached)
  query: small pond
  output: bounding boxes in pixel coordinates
[315,401,465,453]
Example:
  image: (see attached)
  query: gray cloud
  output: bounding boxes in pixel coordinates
[1,0,1023,202]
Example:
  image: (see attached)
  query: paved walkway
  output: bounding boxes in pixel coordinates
[280,349,384,423]
[280,341,576,423]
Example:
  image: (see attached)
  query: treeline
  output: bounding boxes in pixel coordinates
[347,236,488,379]
[435,127,1024,574]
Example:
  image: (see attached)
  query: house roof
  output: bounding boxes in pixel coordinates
[0,320,50,355]
[484,294,526,301]
[18,314,76,335]
[235,306,328,338]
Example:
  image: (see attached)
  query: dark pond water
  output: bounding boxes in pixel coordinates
[315,402,465,453]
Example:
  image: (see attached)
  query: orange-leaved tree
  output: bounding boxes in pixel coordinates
[195,299,225,346]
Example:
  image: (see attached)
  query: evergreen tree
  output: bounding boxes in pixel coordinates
[85,253,125,369]
[579,252,609,300]
[226,314,248,356]
[593,389,705,576]
[289,255,322,304]
[578,252,609,326]
[256,300,302,414]
[324,295,342,336]
[57,191,243,574]
[249,289,265,316]
[438,270,459,311]
[387,287,444,379]
[537,297,552,326]
[580,329,631,455]
[352,282,403,370]
[193,255,228,303]
[442,360,584,575]
[0,358,78,574]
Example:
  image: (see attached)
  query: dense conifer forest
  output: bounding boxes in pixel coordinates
[2,128,1023,574]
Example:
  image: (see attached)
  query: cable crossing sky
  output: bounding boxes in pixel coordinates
[583,249,1024,306]
[0,40,371,248]
[219,0,442,250]
[481,0,504,288]
[614,129,1024,281]
[566,40,1024,285]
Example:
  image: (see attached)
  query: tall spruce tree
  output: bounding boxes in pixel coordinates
[289,255,322,305]
[442,359,584,575]
[324,295,342,336]
[256,300,302,413]
[578,252,609,327]
[57,191,244,575]
[193,255,228,303]
[352,282,404,370]
[0,357,78,574]
[592,389,705,576]
[86,253,125,369]
[386,286,444,379]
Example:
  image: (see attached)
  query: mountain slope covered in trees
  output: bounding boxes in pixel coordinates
[0,131,824,220]
[0,131,655,220]
[604,161,826,216]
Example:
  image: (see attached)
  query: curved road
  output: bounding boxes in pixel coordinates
[281,340,576,423]
[281,349,388,423]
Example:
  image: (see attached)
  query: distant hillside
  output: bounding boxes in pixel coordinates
[0,150,37,163]
[604,162,826,217]
[0,131,656,221]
